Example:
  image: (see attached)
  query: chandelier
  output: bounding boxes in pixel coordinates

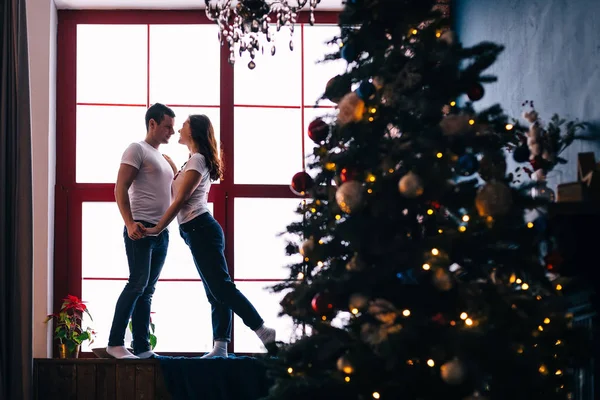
[205,0,321,69]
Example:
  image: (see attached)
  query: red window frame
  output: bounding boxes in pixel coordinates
[54,9,339,356]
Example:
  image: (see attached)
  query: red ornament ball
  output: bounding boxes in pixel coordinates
[311,292,335,315]
[467,83,485,101]
[340,167,358,183]
[290,171,314,196]
[308,118,330,144]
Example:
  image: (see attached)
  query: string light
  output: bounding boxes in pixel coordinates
[422,263,431,271]
[556,284,563,291]
[372,392,381,399]
[436,152,443,158]
[450,101,456,106]
[458,225,467,232]
[431,248,440,256]
[468,119,475,125]
[402,309,411,317]
[351,308,359,315]
[527,222,534,228]
[505,123,514,130]
[287,367,293,374]
[465,318,473,326]
[345,376,351,382]
[462,215,470,222]
[427,359,435,367]
[427,209,434,215]
[460,312,468,320]
[521,283,529,290]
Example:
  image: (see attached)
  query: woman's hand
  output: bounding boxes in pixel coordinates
[145,226,162,236]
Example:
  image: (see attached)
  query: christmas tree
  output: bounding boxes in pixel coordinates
[264,1,589,399]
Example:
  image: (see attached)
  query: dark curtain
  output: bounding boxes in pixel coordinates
[0,0,33,398]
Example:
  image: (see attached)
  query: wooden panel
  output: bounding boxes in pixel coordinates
[116,363,137,400]
[135,364,156,399]
[95,362,116,399]
[36,363,77,400]
[76,363,97,400]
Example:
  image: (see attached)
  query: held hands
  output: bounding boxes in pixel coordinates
[126,222,163,240]
[126,222,146,240]
[144,226,163,237]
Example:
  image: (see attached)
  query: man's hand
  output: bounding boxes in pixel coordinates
[126,222,147,240]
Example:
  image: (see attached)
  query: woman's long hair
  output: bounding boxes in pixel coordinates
[188,114,223,181]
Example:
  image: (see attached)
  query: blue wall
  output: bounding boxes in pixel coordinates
[454,0,600,183]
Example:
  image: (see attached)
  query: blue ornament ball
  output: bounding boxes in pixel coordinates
[356,81,376,100]
[341,43,357,62]
[455,154,479,176]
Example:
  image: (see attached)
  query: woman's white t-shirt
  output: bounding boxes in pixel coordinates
[173,153,211,224]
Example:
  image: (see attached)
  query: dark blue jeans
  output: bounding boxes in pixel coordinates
[108,221,168,353]
[179,212,264,342]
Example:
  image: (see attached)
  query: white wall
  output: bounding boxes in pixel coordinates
[27,0,57,358]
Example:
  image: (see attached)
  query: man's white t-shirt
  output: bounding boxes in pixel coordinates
[120,141,174,224]
[173,153,211,225]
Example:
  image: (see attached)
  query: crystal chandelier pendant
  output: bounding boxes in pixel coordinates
[205,0,321,68]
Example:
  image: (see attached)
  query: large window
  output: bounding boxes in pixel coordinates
[56,10,341,355]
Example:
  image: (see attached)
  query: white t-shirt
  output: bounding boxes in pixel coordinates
[120,141,174,224]
[173,153,211,225]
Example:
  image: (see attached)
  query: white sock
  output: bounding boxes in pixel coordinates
[107,345,139,359]
[135,350,158,359]
[254,325,276,345]
[201,340,228,359]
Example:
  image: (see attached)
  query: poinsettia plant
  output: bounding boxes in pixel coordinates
[45,295,96,353]
[127,312,158,350]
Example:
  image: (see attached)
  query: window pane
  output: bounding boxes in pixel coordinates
[77,25,147,104]
[233,282,298,353]
[149,25,220,105]
[82,202,213,280]
[234,107,302,184]
[234,198,303,280]
[160,106,221,182]
[76,105,147,183]
[82,280,213,353]
[303,25,346,107]
[234,26,301,106]
[303,107,338,178]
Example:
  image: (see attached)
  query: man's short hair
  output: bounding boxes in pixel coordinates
[145,103,176,131]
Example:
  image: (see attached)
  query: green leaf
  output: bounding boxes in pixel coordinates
[149,334,157,350]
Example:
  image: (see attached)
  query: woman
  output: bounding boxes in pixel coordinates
[145,114,275,358]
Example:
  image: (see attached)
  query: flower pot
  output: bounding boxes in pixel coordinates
[58,343,80,359]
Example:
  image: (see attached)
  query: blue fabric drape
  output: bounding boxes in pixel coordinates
[158,355,271,400]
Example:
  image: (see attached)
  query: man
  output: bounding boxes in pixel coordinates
[106,103,176,359]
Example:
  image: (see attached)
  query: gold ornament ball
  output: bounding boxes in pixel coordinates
[398,172,424,198]
[348,293,369,311]
[475,181,513,217]
[336,354,354,374]
[432,268,453,291]
[346,253,367,271]
[440,358,466,385]
[299,237,316,258]
[463,392,488,400]
[336,181,365,213]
